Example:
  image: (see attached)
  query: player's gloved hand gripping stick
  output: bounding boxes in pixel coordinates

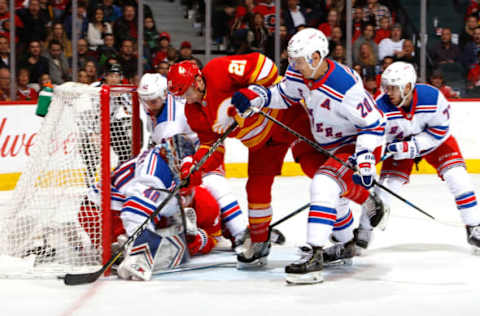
[62,122,239,285]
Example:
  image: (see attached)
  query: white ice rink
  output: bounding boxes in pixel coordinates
[1,174,480,316]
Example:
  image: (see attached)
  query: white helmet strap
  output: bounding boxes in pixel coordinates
[398,83,413,108]
[307,51,323,79]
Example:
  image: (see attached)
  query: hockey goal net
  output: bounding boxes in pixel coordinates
[0,82,141,278]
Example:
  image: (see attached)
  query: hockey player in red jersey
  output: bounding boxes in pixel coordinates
[167,53,304,268]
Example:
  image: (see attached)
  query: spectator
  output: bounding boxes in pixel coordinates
[394,39,418,69]
[353,63,363,78]
[249,12,270,53]
[283,0,308,35]
[76,38,98,68]
[460,15,478,50]
[155,60,169,78]
[253,0,276,34]
[357,42,378,68]
[123,0,153,19]
[331,43,346,64]
[374,16,391,44]
[85,60,98,83]
[352,6,364,42]
[317,8,339,39]
[38,73,52,89]
[462,26,480,70]
[78,69,90,84]
[101,0,122,23]
[18,40,49,84]
[39,0,54,22]
[45,40,70,84]
[166,46,178,65]
[113,5,138,48]
[117,39,137,79]
[177,41,203,68]
[212,3,236,48]
[378,23,404,61]
[376,55,394,87]
[17,0,49,44]
[467,51,480,90]
[97,33,118,68]
[363,68,379,98]
[431,28,461,66]
[363,0,391,28]
[353,22,378,65]
[430,71,460,99]
[0,0,24,41]
[44,22,72,58]
[230,28,253,54]
[51,0,68,21]
[329,25,344,52]
[144,16,159,51]
[64,2,88,40]
[16,68,38,101]
[102,62,123,85]
[0,35,10,68]
[87,7,112,51]
[232,0,255,31]
[0,66,10,101]
[152,32,170,67]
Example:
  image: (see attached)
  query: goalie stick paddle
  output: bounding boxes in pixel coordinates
[62,122,238,286]
[255,110,435,220]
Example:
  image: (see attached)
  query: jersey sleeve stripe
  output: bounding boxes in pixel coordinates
[256,57,274,81]
[249,54,266,84]
[316,87,342,103]
[278,85,298,108]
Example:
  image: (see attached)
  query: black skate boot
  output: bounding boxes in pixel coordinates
[362,193,387,228]
[466,225,480,254]
[353,227,372,249]
[237,241,271,269]
[285,246,323,284]
[323,239,356,266]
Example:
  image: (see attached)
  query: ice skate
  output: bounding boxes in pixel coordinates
[323,239,356,266]
[236,241,271,269]
[362,193,387,229]
[466,225,480,254]
[354,227,372,250]
[285,246,323,285]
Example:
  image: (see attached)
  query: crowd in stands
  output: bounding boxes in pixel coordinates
[3,0,480,101]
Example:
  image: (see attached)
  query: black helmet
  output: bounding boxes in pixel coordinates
[106,63,122,74]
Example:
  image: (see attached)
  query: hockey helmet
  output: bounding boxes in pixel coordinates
[167,60,202,97]
[381,61,417,106]
[137,73,168,101]
[287,28,329,77]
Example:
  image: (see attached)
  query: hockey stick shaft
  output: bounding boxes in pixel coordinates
[63,122,238,285]
[256,110,435,220]
[270,203,310,228]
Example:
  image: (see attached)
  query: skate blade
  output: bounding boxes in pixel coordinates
[324,258,353,267]
[285,271,323,285]
[236,257,268,270]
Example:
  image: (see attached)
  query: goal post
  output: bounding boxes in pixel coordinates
[0,82,141,278]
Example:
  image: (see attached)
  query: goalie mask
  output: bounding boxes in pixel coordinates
[158,134,196,179]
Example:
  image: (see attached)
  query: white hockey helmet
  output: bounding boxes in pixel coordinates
[137,73,168,101]
[287,28,329,77]
[381,61,417,106]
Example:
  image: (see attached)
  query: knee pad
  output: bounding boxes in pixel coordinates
[201,174,232,200]
[311,174,342,208]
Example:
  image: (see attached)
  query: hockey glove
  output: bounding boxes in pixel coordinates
[180,156,202,189]
[187,228,214,255]
[351,150,376,189]
[387,139,418,160]
[231,84,271,117]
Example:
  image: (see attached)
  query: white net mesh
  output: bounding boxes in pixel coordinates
[0,82,137,278]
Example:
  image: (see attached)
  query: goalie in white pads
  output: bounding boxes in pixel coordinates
[231,28,387,284]
[355,61,480,252]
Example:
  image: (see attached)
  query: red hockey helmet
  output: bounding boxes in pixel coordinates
[167,61,202,97]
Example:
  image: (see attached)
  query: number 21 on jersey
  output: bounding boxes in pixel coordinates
[228,60,247,76]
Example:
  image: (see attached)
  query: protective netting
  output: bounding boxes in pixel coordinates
[0,82,137,278]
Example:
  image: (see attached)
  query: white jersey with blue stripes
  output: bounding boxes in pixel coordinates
[146,93,197,145]
[375,84,451,156]
[268,59,385,153]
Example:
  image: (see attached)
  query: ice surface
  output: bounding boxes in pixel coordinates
[0,175,479,315]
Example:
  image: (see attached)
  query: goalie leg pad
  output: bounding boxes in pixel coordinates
[117,229,187,281]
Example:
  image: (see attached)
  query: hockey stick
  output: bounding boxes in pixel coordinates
[270,203,310,228]
[255,110,435,220]
[62,122,238,285]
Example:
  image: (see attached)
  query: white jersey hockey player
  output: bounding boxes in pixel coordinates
[137,74,249,251]
[355,61,480,252]
[231,28,386,284]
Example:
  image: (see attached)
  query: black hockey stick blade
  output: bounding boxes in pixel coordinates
[270,203,310,228]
